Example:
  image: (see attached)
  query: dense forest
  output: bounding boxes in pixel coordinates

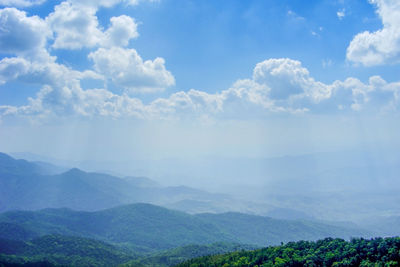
[178,237,400,267]
[2,237,400,266]
[0,235,253,266]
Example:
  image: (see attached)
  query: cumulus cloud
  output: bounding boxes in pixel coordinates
[0,1,397,121]
[0,56,102,87]
[89,47,175,93]
[47,1,140,49]
[104,15,139,47]
[0,0,45,7]
[347,0,400,66]
[253,58,331,103]
[1,58,399,122]
[0,8,50,55]
[46,2,103,49]
[0,0,172,96]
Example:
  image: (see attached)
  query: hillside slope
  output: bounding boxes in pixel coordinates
[0,203,369,251]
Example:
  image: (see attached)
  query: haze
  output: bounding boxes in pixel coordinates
[1,0,400,244]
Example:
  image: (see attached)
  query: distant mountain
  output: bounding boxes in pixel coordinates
[0,203,369,252]
[0,165,123,211]
[265,207,315,221]
[124,176,160,188]
[359,215,400,237]
[0,152,265,215]
[195,212,368,246]
[0,152,45,176]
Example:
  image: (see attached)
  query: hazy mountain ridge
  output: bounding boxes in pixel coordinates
[0,152,236,213]
[0,152,396,266]
[0,152,396,237]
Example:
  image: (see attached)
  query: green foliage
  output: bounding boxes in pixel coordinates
[122,242,257,267]
[0,204,235,252]
[0,236,255,267]
[0,204,368,252]
[177,237,400,267]
[0,235,136,266]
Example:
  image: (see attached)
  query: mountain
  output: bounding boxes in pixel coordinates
[0,203,369,252]
[1,152,394,237]
[0,152,277,216]
[0,152,45,176]
[0,204,232,251]
[195,212,368,246]
[359,215,400,237]
[0,166,123,211]
[265,207,315,221]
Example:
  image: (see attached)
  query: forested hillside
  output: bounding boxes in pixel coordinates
[178,237,400,267]
[0,236,253,267]
[0,235,135,266]
[0,203,368,252]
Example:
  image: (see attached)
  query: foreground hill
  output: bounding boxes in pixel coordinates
[122,243,257,267]
[0,236,253,267]
[0,203,368,252]
[0,235,135,266]
[178,237,400,267]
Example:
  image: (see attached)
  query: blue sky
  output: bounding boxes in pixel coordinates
[0,0,399,160]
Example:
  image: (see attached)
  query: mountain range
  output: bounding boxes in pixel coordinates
[0,151,394,266]
[0,152,237,213]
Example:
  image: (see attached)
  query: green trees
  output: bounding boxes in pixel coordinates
[177,237,400,267]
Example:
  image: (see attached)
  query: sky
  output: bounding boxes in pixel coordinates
[0,0,400,162]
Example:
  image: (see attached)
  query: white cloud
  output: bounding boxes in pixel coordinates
[347,0,400,66]
[47,2,139,49]
[46,2,103,49]
[0,0,45,7]
[2,57,399,122]
[104,15,139,47]
[253,58,331,103]
[0,0,169,98]
[337,8,345,20]
[0,55,102,87]
[88,47,175,93]
[0,57,30,84]
[0,8,50,55]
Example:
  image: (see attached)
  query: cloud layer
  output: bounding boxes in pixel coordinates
[1,57,399,122]
[0,0,400,124]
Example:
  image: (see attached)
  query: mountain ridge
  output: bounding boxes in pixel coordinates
[0,203,370,252]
